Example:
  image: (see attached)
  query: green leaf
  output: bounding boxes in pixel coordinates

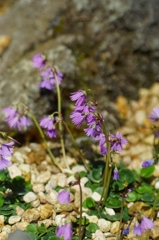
[105,198,122,208]
[38,223,47,233]
[123,207,131,222]
[136,183,153,194]
[82,197,96,208]
[140,165,155,178]
[104,213,120,221]
[126,192,138,202]
[0,194,4,207]
[0,173,6,181]
[26,224,38,233]
[118,168,135,184]
[88,169,102,183]
[139,192,155,203]
[48,237,59,240]
[86,223,99,233]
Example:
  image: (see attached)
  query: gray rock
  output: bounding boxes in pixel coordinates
[7,230,32,240]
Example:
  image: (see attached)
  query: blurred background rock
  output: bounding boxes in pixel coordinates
[0,0,159,132]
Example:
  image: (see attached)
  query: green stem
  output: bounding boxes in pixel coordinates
[78,181,83,240]
[29,111,63,172]
[63,121,90,171]
[53,69,69,169]
[116,195,125,240]
[150,189,159,219]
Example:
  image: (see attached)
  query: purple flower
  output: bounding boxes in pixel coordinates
[98,134,108,155]
[70,111,85,128]
[3,107,18,119]
[56,224,72,240]
[0,142,14,170]
[0,142,14,157]
[39,115,57,138]
[110,132,128,152]
[3,106,31,131]
[32,54,46,70]
[149,107,159,122]
[0,157,11,170]
[70,90,87,106]
[113,167,119,180]
[39,68,63,90]
[140,216,154,231]
[84,123,101,139]
[58,190,70,204]
[142,159,154,168]
[134,221,143,236]
[122,227,130,235]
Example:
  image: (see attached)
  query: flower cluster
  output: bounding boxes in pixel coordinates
[70,90,127,155]
[32,54,63,90]
[3,106,31,131]
[39,115,57,138]
[0,142,14,170]
[134,216,154,236]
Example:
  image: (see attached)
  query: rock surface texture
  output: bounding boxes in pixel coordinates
[0,0,159,132]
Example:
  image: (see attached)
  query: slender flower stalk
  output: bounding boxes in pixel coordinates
[53,68,69,169]
[78,178,83,240]
[150,189,159,219]
[63,121,90,171]
[116,193,125,240]
[28,111,63,172]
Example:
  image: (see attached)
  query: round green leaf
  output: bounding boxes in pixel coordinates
[0,173,6,181]
[126,192,138,202]
[140,165,155,178]
[26,224,38,233]
[86,223,99,233]
[136,183,153,194]
[118,168,135,184]
[48,237,59,240]
[82,197,96,208]
[139,192,155,203]
[88,169,102,183]
[105,198,122,208]
[0,194,4,207]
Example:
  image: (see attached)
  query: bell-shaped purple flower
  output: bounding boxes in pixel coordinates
[56,224,72,240]
[142,159,154,168]
[140,216,154,231]
[57,190,70,204]
[32,54,46,70]
[149,107,159,122]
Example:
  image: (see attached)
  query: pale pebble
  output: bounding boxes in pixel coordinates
[155,181,159,189]
[0,215,4,227]
[11,222,29,231]
[16,206,25,216]
[19,164,31,174]
[2,225,11,234]
[37,192,47,204]
[8,216,21,225]
[35,171,51,183]
[23,191,37,203]
[105,207,115,216]
[22,209,40,222]
[12,151,24,164]
[92,192,101,202]
[38,219,53,228]
[72,165,87,173]
[33,183,45,193]
[110,221,120,234]
[46,190,58,204]
[87,215,98,223]
[30,199,40,208]
[45,177,57,192]
[55,214,66,226]
[8,165,22,179]
[98,218,111,233]
[56,173,67,187]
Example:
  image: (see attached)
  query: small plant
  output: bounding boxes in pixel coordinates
[1,53,159,240]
